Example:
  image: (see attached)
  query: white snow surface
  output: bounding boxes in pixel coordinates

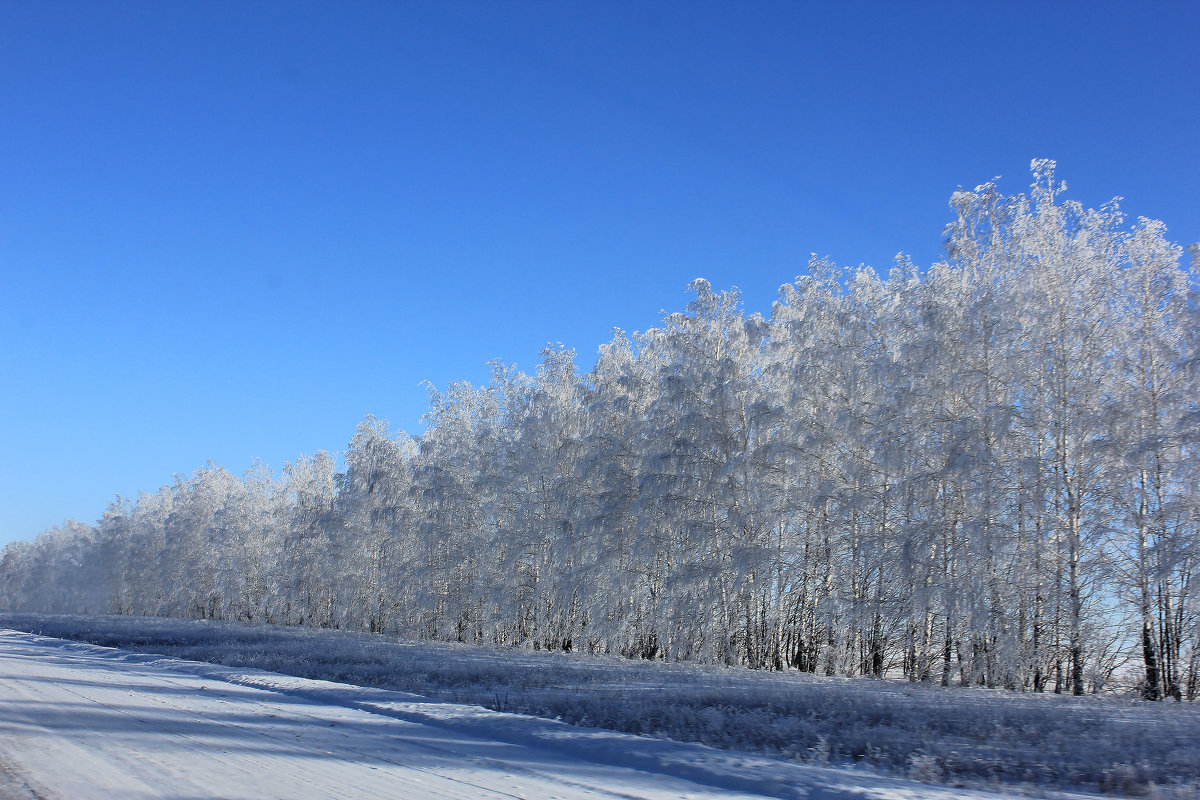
[0,629,1053,800]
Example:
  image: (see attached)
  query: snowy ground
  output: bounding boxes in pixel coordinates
[2,615,1197,799]
[0,629,1050,800]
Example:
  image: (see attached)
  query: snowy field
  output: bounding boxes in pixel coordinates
[2,614,1197,799]
[2,628,1038,800]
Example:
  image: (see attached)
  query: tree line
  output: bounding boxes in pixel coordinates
[4,162,1198,699]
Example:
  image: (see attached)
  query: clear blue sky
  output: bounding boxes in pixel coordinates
[2,1,1197,545]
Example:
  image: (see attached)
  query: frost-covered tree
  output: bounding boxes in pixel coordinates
[4,162,1197,698]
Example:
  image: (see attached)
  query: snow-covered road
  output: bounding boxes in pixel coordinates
[0,631,770,800]
[0,630,1051,800]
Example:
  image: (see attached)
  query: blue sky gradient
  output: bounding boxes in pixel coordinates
[2,1,1197,544]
